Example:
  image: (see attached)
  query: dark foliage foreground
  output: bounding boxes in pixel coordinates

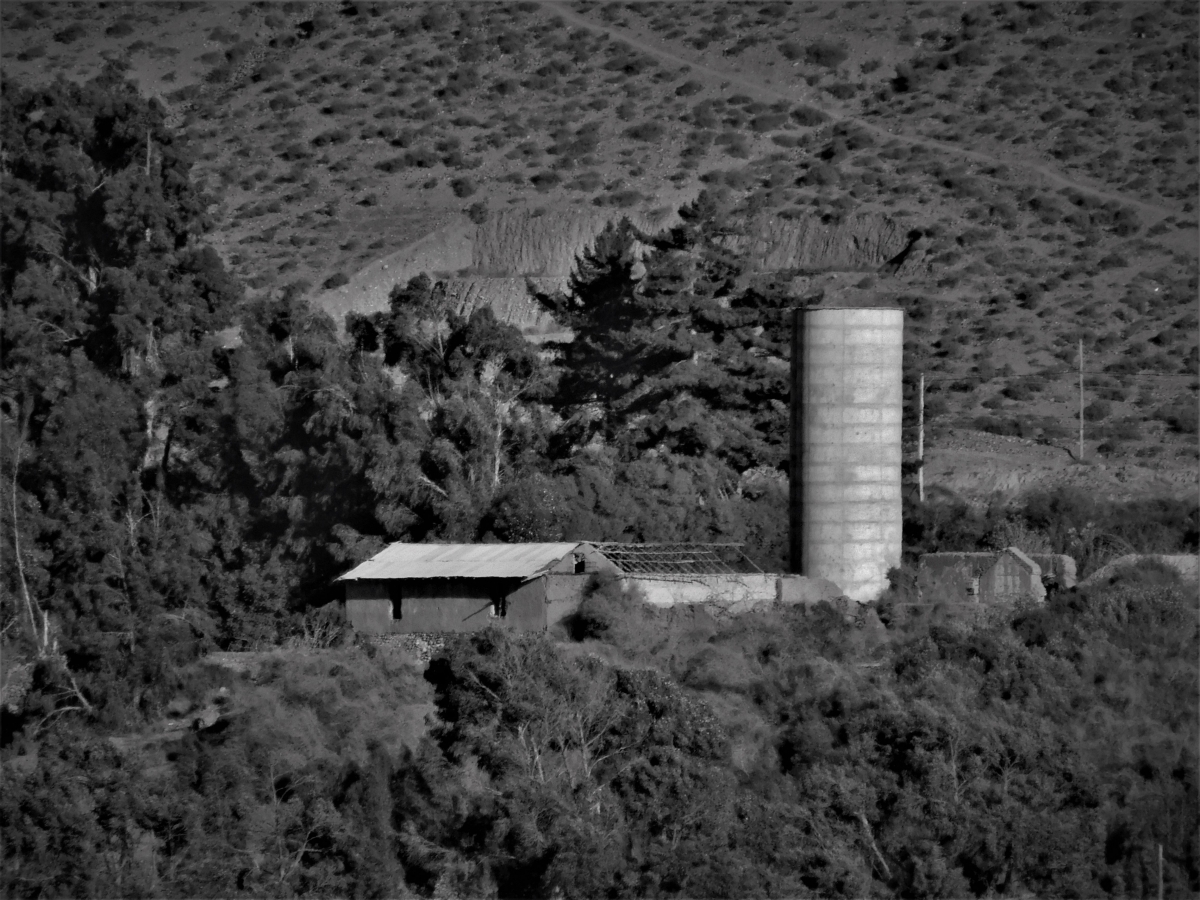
[3,574,1197,898]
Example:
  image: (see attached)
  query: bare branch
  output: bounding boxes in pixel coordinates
[31,244,95,294]
[8,425,41,647]
[858,811,892,881]
[415,474,448,498]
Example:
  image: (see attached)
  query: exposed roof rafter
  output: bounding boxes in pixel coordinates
[590,542,762,577]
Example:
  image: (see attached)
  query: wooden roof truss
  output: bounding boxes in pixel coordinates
[591,542,763,578]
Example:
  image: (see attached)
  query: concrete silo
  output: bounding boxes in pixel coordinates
[790,306,903,602]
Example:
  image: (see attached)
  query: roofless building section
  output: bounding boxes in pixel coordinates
[590,542,762,578]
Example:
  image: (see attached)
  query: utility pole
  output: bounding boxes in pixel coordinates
[1078,338,1084,462]
[1158,843,1164,900]
[145,128,153,244]
[918,372,925,503]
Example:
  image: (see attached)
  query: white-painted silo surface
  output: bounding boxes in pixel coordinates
[790,307,903,602]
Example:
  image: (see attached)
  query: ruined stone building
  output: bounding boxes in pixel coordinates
[917,547,1076,605]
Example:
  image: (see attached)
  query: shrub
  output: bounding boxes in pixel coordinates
[801,162,839,186]
[420,6,455,30]
[323,273,350,290]
[530,170,562,191]
[568,171,604,191]
[593,189,645,208]
[280,143,311,161]
[675,80,703,97]
[54,23,88,44]
[106,19,135,38]
[1104,417,1142,440]
[1155,399,1199,434]
[1089,398,1113,422]
[625,121,667,141]
[311,128,352,147]
[450,177,477,198]
[891,62,926,93]
[466,201,489,224]
[806,40,848,69]
[567,575,644,640]
[952,42,989,66]
[1001,380,1039,402]
[254,61,286,84]
[974,415,1020,437]
[779,40,804,61]
[750,113,788,133]
[405,146,440,168]
[791,105,828,126]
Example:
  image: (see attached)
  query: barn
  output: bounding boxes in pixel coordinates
[338,541,843,634]
[337,542,615,634]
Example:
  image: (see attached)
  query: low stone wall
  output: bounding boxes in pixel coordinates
[365,632,448,665]
[777,575,845,606]
[626,574,842,614]
[1080,553,1199,587]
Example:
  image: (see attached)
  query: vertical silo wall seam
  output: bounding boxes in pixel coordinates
[790,308,904,602]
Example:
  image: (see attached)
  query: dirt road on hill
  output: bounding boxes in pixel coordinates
[543,1,1183,225]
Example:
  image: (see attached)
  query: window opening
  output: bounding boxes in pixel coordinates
[389,583,402,619]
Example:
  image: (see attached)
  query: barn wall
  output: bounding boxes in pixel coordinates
[345,581,393,633]
[504,578,549,632]
[373,577,546,633]
[545,574,589,627]
[390,578,496,633]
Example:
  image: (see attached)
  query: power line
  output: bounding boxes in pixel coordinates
[909,371,1194,384]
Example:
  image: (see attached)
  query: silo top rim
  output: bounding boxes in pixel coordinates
[789,304,902,311]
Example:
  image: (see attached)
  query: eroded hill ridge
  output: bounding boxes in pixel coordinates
[315,207,927,333]
[734,211,928,274]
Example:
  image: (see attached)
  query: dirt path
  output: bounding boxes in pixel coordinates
[544,1,1182,224]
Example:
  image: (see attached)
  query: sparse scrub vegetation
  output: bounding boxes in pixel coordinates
[805,39,849,69]
[1,0,1186,484]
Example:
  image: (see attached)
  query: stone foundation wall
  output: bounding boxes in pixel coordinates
[365,632,448,665]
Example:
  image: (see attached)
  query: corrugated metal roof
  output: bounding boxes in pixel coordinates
[337,542,581,582]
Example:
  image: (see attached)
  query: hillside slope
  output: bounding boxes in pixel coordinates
[2,0,1195,492]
